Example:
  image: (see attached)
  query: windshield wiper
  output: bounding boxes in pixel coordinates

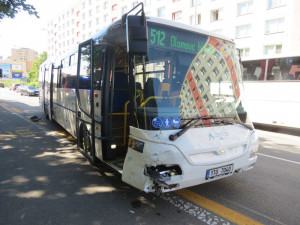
[169,117,213,141]
[169,116,253,141]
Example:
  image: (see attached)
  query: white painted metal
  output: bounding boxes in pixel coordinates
[122,124,258,192]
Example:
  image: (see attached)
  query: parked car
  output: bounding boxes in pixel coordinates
[17,85,26,93]
[0,83,4,88]
[20,86,39,96]
[9,83,14,90]
[10,83,20,91]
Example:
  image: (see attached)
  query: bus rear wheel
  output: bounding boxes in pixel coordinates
[81,124,92,156]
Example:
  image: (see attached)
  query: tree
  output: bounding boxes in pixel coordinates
[0,0,39,20]
[28,51,47,84]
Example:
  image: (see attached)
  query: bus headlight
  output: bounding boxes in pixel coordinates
[249,132,259,160]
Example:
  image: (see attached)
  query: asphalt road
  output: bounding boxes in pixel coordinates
[0,87,299,225]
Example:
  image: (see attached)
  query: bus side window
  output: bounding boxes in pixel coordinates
[79,44,91,90]
[93,45,104,90]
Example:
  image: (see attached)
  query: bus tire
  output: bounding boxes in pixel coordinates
[44,104,49,120]
[79,124,100,166]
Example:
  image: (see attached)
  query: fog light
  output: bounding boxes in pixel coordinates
[111,144,117,149]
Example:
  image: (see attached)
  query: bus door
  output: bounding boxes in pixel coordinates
[44,63,54,121]
[76,40,97,164]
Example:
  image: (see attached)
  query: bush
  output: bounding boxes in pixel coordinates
[0,80,23,88]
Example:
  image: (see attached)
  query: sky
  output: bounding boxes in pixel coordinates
[0,0,76,58]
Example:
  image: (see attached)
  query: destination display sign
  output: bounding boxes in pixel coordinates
[148,22,208,54]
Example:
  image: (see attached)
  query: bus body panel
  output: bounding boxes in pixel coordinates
[54,88,77,137]
[122,125,258,192]
[242,56,300,129]
[243,81,300,128]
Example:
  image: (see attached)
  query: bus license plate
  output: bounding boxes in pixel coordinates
[205,164,233,180]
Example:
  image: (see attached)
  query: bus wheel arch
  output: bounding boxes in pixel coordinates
[79,123,91,155]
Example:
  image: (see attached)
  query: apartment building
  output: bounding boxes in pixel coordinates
[46,0,300,60]
[0,48,38,78]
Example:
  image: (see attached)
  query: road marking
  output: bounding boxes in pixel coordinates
[218,195,286,225]
[258,153,300,165]
[16,129,35,137]
[5,131,17,139]
[56,130,75,141]
[175,189,263,225]
[1,103,10,107]
[10,107,23,113]
[37,121,47,125]
[159,191,232,224]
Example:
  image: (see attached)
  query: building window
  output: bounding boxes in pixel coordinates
[103,1,108,10]
[199,85,204,92]
[236,24,251,38]
[191,0,201,7]
[210,9,223,21]
[237,1,253,16]
[264,44,282,55]
[112,4,117,11]
[207,58,213,66]
[132,1,138,7]
[265,18,284,34]
[104,14,108,22]
[172,11,182,20]
[239,48,250,57]
[267,0,286,9]
[205,77,212,86]
[189,15,195,25]
[157,7,165,17]
[197,14,201,25]
[121,6,127,14]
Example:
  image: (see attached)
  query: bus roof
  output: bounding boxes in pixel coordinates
[91,16,235,45]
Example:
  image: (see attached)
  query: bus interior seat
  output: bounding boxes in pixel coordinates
[144,78,161,98]
[159,79,171,97]
[144,77,161,107]
[136,82,142,90]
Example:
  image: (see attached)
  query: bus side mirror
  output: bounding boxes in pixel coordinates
[126,15,148,55]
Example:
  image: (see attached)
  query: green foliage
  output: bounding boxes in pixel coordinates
[0,0,39,20]
[27,51,47,84]
[0,80,22,88]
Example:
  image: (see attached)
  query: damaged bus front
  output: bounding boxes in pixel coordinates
[122,17,259,192]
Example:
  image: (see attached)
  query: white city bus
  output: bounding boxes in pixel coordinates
[242,55,300,129]
[39,4,258,193]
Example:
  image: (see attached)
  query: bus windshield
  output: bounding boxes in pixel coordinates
[134,22,247,130]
